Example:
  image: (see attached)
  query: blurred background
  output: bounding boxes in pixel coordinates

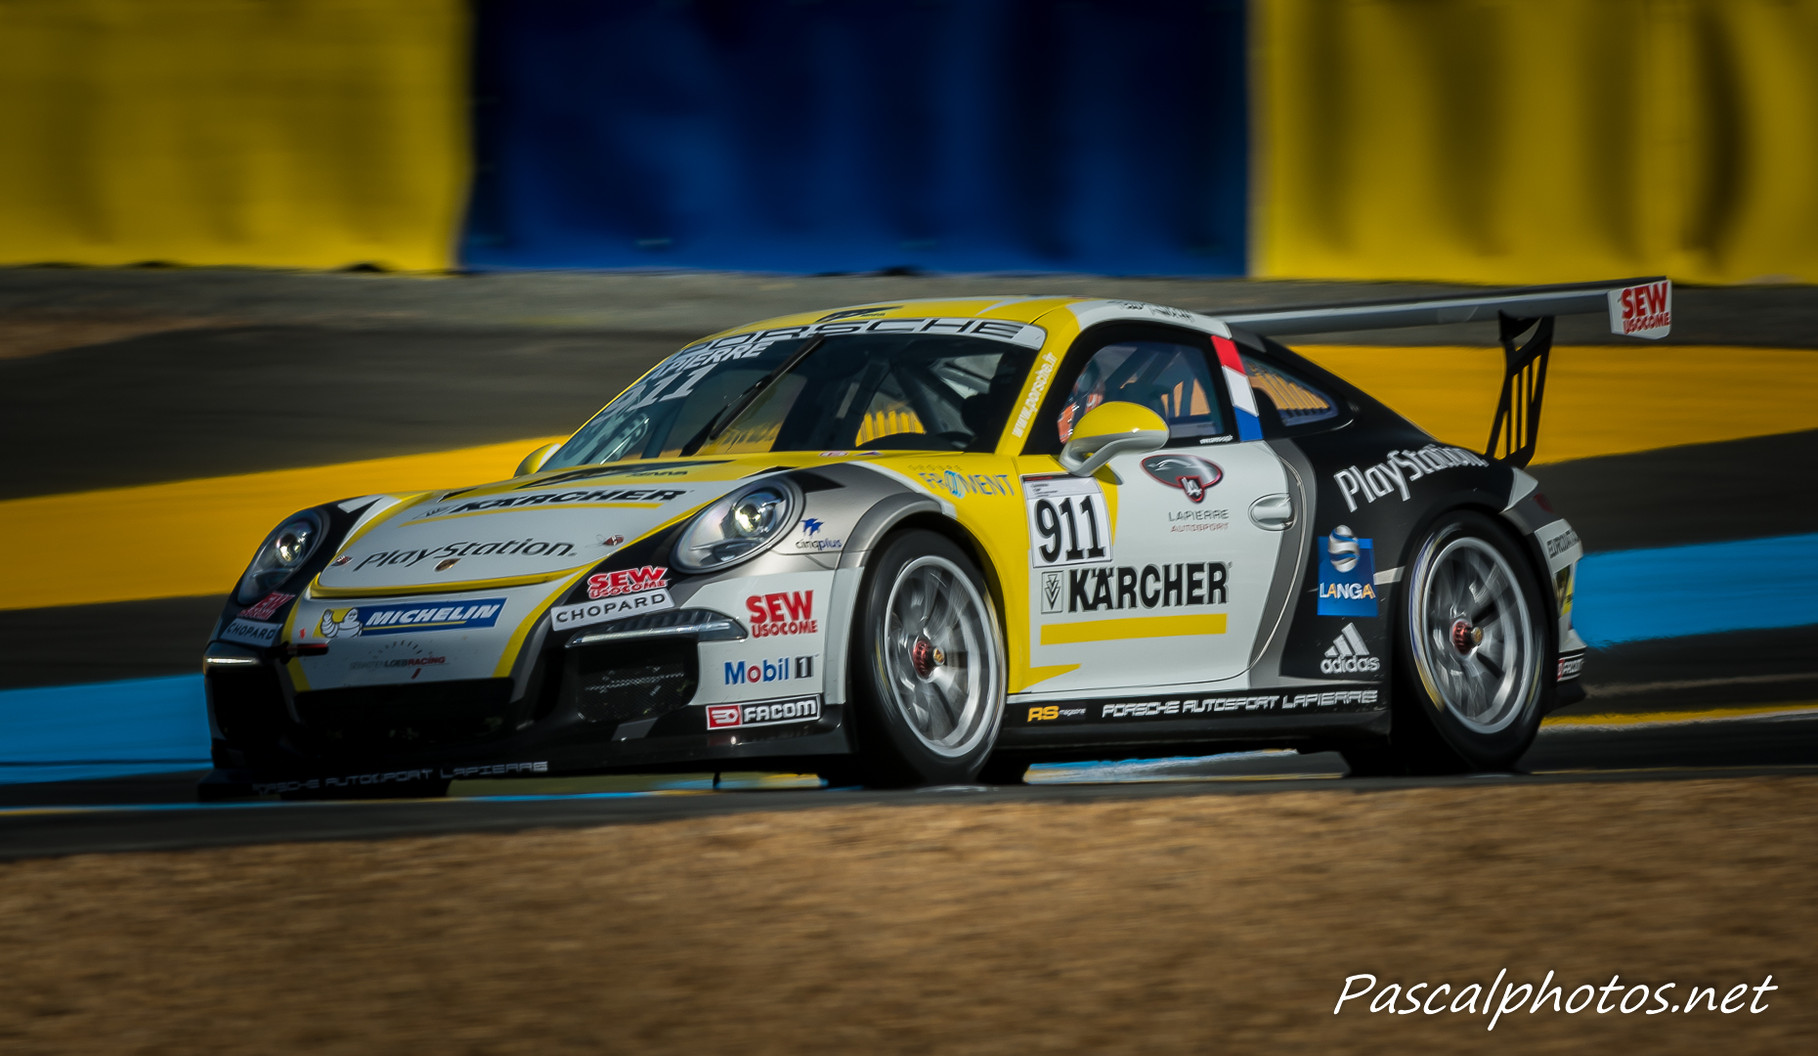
[4,0,1816,281]
[2,3,1817,1050]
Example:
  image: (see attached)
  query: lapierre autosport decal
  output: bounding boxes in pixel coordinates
[1332,445,1487,513]
[1012,687,1382,724]
[317,598,506,639]
[1318,525,1378,617]
[1024,474,1110,568]
[1141,454,1221,503]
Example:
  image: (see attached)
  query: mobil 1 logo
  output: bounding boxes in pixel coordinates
[1023,474,1110,568]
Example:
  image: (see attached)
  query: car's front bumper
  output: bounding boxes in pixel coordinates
[202,614,852,794]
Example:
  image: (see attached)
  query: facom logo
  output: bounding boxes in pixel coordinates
[1321,623,1381,675]
[723,655,816,685]
[706,697,822,730]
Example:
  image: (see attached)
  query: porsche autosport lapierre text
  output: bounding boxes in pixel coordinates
[201,281,1665,797]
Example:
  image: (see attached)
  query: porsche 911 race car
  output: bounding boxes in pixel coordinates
[200,278,1673,797]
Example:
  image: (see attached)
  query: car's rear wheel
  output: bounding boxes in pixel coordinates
[1343,511,1550,776]
[842,530,1005,787]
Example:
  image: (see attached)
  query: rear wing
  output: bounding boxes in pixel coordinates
[1213,277,1673,468]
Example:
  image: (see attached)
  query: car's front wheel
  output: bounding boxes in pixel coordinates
[1343,510,1551,775]
[843,529,1006,787]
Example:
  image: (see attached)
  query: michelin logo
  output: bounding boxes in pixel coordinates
[318,599,505,639]
[1321,623,1381,675]
[1317,526,1378,617]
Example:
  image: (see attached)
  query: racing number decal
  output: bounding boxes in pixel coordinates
[1024,475,1111,568]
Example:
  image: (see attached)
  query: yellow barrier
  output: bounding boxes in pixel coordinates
[0,0,468,271]
[0,438,558,612]
[1255,0,1818,284]
[1300,344,1818,464]
[1,345,1813,611]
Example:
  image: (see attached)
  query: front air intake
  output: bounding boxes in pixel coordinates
[567,639,698,726]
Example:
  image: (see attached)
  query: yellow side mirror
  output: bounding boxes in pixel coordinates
[1060,402,1169,478]
[516,441,561,477]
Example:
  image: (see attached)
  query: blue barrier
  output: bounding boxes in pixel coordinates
[461,0,1249,274]
[0,675,208,785]
[1573,532,1818,648]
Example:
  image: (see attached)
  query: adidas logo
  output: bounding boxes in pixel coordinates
[1321,622,1382,675]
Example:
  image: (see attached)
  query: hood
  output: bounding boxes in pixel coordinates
[313,461,759,596]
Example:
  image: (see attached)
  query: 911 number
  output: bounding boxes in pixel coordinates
[1022,474,1112,569]
[1032,495,1107,565]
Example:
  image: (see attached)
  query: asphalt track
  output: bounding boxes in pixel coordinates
[1,269,1814,858]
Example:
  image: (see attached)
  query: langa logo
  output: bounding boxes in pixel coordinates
[1141,454,1221,504]
[1317,525,1378,617]
[1321,623,1381,675]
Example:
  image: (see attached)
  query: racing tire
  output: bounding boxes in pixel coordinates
[845,530,1007,788]
[1343,511,1552,776]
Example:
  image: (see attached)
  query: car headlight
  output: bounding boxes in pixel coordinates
[234,510,326,604]
[673,479,800,572]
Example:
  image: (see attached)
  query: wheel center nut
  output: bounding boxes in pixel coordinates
[911,637,939,678]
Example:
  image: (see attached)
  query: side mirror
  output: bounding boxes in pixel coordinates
[516,441,561,477]
[1059,402,1169,478]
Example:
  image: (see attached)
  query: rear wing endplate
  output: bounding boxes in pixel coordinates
[1214,277,1672,468]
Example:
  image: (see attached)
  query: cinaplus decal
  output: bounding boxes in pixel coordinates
[1317,526,1378,617]
[317,598,506,639]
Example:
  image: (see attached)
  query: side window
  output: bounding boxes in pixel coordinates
[1055,339,1229,445]
[1240,354,1340,431]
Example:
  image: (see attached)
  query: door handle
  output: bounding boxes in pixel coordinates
[1249,493,1294,531]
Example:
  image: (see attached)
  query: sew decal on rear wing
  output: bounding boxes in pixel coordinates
[1208,277,1673,467]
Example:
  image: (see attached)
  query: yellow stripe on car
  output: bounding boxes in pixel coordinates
[1040,614,1227,645]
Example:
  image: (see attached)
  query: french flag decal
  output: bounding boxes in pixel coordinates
[1213,335,1263,441]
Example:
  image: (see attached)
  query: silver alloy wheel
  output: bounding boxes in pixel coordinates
[878,554,1003,758]
[1406,528,1539,735]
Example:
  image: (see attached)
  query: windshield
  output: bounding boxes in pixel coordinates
[547,324,1041,468]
